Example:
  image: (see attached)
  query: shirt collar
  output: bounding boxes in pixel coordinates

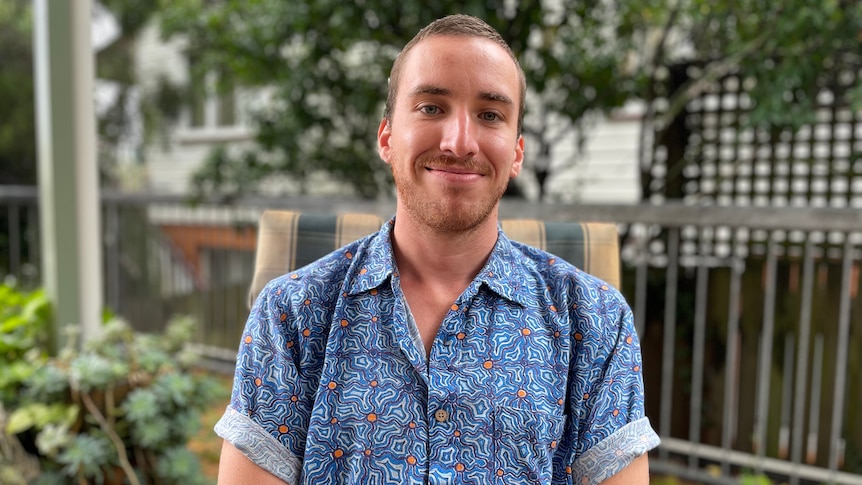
[474,227,532,308]
[346,218,531,308]
[345,218,397,295]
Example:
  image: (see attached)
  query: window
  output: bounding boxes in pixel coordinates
[187,55,237,129]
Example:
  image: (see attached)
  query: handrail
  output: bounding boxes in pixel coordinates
[2,184,860,232]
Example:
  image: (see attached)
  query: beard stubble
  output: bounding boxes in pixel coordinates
[390,152,509,234]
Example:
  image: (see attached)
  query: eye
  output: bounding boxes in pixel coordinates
[419,105,441,115]
[480,112,500,122]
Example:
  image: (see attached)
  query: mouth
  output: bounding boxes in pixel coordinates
[416,154,491,184]
[425,166,485,176]
[424,166,486,185]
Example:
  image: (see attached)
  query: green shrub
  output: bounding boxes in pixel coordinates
[739,472,773,485]
[0,283,222,485]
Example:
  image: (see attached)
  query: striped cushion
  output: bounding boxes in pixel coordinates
[500,219,621,289]
[248,211,385,308]
[248,210,620,307]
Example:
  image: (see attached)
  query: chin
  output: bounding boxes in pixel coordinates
[411,199,497,234]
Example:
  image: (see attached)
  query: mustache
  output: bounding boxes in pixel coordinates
[416,154,490,174]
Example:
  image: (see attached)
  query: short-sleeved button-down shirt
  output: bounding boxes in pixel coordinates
[216,219,660,484]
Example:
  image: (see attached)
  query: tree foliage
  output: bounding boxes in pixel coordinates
[0,0,37,185]
[1,1,859,199]
[636,0,862,200]
[0,0,176,187]
[156,0,862,201]
[158,0,650,199]
[649,0,862,131]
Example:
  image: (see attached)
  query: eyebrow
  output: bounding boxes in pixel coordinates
[410,84,451,97]
[479,91,514,106]
[409,84,514,106]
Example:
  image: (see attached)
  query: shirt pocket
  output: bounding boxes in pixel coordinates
[493,406,565,484]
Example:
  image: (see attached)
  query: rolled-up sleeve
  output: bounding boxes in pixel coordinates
[557,284,661,484]
[214,279,311,485]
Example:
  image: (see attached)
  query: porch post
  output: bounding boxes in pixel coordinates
[33,0,103,348]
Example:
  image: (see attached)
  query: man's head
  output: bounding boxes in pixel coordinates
[377,15,525,234]
[384,14,526,136]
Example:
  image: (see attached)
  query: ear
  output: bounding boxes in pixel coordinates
[509,135,525,178]
[377,118,392,163]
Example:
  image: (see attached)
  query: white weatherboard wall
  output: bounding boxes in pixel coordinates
[136,23,264,193]
[546,111,643,204]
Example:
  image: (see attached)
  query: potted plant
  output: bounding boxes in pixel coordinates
[1,283,222,484]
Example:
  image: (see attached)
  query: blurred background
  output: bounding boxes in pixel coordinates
[1,1,861,483]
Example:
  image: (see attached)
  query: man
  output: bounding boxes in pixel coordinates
[216,14,660,484]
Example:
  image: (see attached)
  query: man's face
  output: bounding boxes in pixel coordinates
[378,35,524,234]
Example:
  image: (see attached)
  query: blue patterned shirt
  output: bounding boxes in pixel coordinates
[216,219,660,484]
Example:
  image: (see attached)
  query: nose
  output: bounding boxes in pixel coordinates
[439,109,479,159]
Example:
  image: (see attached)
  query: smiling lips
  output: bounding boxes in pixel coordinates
[420,155,490,181]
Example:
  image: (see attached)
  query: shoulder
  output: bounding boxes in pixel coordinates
[502,238,630,325]
[507,238,625,299]
[255,229,386,314]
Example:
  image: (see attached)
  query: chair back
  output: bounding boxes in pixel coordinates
[248,210,620,307]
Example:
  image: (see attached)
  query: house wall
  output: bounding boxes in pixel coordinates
[545,106,643,204]
[135,24,259,194]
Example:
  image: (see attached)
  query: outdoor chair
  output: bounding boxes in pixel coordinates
[248,210,621,308]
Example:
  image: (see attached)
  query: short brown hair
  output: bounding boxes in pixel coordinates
[383,14,527,135]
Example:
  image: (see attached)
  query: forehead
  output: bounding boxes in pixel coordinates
[396,35,521,101]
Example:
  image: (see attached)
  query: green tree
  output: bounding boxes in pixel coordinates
[0,0,176,281]
[637,0,862,199]
[0,1,38,280]
[0,0,37,186]
[157,0,862,201]
[96,0,184,185]
[0,0,178,188]
[158,0,654,199]
[646,0,862,131]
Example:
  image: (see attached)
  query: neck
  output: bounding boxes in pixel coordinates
[391,208,499,286]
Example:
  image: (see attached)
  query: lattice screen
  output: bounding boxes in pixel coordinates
[646,65,862,209]
[634,65,862,261]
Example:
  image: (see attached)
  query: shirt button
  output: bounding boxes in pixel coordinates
[434,409,449,423]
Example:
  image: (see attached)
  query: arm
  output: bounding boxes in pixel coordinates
[218,440,290,485]
[599,453,650,485]
[215,278,309,484]
[563,280,661,484]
